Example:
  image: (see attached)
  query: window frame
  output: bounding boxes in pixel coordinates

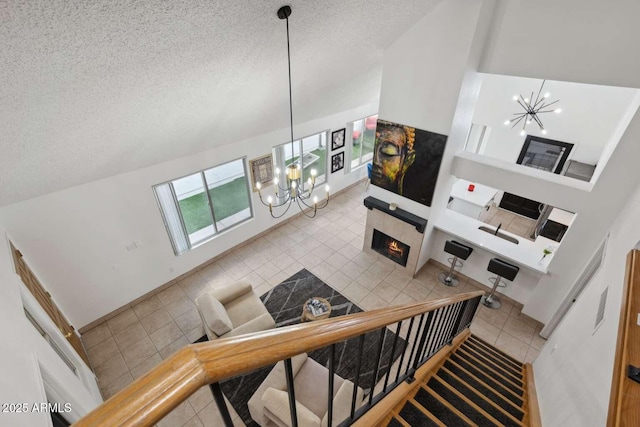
[346,113,378,172]
[153,156,254,255]
[272,129,330,188]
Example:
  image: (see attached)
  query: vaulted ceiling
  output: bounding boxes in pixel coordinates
[0,0,441,206]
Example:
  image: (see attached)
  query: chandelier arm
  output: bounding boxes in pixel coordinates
[510,115,526,129]
[533,80,545,108]
[516,99,529,110]
[295,197,317,218]
[532,115,544,128]
[270,192,294,208]
[269,198,294,219]
[538,100,560,110]
[532,98,546,110]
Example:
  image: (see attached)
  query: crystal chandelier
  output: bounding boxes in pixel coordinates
[504,80,561,136]
[256,6,329,219]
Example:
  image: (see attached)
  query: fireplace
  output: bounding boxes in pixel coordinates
[371,229,410,267]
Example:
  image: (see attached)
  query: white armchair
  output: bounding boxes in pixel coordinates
[195,282,275,341]
[248,353,364,427]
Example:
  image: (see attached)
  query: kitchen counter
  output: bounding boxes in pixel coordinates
[450,179,498,207]
[434,209,558,274]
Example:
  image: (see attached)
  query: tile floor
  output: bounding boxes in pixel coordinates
[483,202,538,241]
[81,183,545,426]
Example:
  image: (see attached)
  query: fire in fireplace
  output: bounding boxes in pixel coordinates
[371,229,410,267]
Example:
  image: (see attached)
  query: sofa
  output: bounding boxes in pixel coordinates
[195,282,275,341]
[248,353,364,427]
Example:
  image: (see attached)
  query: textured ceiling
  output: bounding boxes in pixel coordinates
[0,0,441,206]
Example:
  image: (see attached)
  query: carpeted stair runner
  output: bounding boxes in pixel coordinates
[387,334,529,427]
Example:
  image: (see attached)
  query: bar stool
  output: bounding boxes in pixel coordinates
[438,240,474,287]
[482,258,519,309]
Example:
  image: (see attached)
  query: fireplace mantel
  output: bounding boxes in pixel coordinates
[363,196,427,233]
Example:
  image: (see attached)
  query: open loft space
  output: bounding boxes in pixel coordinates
[464,73,640,186]
[3,0,640,426]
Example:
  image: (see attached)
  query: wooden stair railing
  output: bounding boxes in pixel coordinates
[74,291,484,427]
[608,249,640,426]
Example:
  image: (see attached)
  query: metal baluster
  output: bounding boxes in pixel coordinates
[423,306,444,359]
[350,335,365,419]
[442,302,461,347]
[449,301,466,343]
[210,382,234,427]
[328,344,335,427]
[432,305,454,353]
[404,313,426,378]
[369,328,387,405]
[395,317,414,383]
[383,322,402,392]
[419,308,441,362]
[284,358,298,427]
[409,311,435,377]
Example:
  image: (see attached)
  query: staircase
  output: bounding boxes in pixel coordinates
[381,335,534,427]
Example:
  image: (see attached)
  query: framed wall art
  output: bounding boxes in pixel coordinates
[331,128,346,151]
[331,152,344,173]
[249,154,274,191]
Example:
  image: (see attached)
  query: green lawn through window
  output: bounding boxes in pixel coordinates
[178,177,250,234]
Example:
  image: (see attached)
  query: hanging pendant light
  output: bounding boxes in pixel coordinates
[504,80,562,136]
[256,5,330,218]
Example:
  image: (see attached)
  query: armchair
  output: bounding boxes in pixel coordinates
[248,353,364,427]
[195,282,275,341]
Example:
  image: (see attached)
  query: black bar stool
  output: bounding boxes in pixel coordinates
[482,258,519,309]
[438,240,473,287]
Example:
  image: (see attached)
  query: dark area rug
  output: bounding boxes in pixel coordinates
[194,268,406,427]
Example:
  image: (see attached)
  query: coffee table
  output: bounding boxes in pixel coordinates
[301,297,332,322]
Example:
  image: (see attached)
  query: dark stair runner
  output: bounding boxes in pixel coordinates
[388,334,528,427]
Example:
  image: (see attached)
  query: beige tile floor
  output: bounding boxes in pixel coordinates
[81,183,545,427]
[484,202,538,242]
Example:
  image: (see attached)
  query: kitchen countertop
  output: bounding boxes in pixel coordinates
[434,209,558,273]
[450,179,498,207]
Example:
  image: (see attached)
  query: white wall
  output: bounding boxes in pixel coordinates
[481,0,640,89]
[374,0,497,271]
[0,229,102,426]
[533,177,640,426]
[0,103,376,328]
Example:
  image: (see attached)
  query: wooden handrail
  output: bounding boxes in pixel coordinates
[607,249,640,426]
[74,291,484,426]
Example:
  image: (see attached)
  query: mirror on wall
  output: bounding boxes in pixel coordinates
[465,74,640,184]
[446,178,575,244]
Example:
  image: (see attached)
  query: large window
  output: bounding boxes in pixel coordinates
[348,114,378,171]
[154,158,252,255]
[272,130,328,190]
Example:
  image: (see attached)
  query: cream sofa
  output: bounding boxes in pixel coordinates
[248,353,364,427]
[195,282,275,341]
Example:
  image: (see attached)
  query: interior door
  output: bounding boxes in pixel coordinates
[500,135,575,219]
[10,243,91,367]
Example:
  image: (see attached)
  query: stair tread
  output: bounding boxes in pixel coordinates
[457,347,524,389]
[386,417,405,427]
[470,335,523,367]
[398,401,441,427]
[413,387,473,426]
[438,367,524,425]
[452,353,524,397]
[465,339,524,373]
[451,355,523,407]
[427,377,500,427]
[462,343,524,380]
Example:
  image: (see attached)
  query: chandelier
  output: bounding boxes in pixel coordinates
[504,80,561,136]
[256,5,329,219]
